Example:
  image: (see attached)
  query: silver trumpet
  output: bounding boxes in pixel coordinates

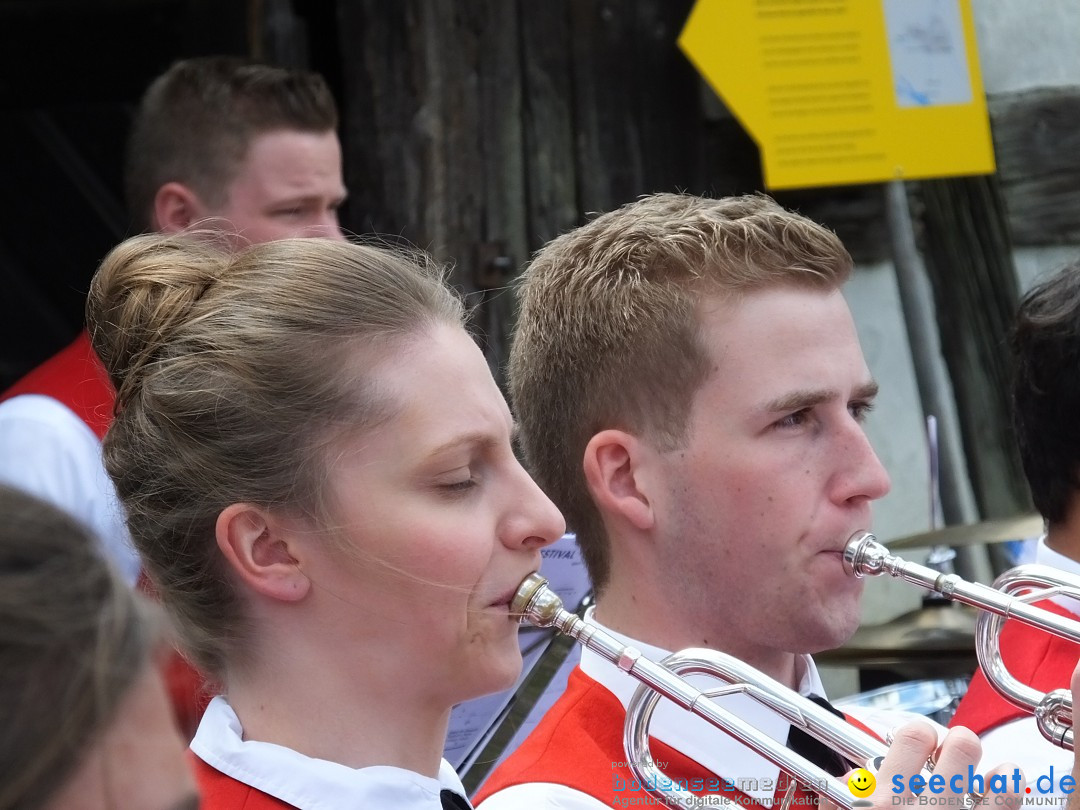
[512,573,889,810]
[844,531,1077,749]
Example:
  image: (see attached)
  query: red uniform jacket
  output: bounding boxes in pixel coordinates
[949,599,1080,735]
[1,330,113,436]
[192,753,298,809]
[474,666,872,807]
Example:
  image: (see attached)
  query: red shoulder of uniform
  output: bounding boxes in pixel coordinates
[190,752,297,809]
[950,599,1080,735]
[1,330,114,439]
[475,666,769,807]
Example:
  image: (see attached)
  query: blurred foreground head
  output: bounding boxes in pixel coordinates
[0,485,196,810]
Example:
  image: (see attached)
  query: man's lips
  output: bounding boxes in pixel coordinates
[820,530,871,558]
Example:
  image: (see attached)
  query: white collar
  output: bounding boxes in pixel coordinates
[578,607,825,803]
[190,696,469,809]
[1035,536,1080,617]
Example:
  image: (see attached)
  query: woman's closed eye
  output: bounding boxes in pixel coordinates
[435,468,481,497]
[443,477,478,493]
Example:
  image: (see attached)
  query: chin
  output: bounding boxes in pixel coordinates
[799,606,861,654]
[491,640,525,687]
[459,643,523,703]
[821,614,861,652]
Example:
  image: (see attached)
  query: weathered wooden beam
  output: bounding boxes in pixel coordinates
[914,175,1032,522]
[518,0,578,252]
[568,0,701,215]
[337,0,527,378]
[990,86,1080,247]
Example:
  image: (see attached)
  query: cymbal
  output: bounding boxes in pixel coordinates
[886,513,1044,550]
[817,603,978,669]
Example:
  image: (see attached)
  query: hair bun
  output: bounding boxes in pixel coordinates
[87,232,228,410]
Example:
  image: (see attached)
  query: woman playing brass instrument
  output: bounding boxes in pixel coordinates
[87,234,565,809]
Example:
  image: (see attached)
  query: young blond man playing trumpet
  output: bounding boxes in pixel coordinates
[476,193,1025,809]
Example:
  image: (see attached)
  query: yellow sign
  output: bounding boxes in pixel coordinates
[678,0,995,190]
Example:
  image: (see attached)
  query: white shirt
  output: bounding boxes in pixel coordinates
[0,394,139,584]
[975,537,1077,802]
[480,611,916,810]
[192,696,472,809]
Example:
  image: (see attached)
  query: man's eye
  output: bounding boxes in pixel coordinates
[849,400,875,422]
[775,410,808,429]
[274,206,306,218]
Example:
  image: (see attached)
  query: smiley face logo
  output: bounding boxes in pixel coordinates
[848,768,876,798]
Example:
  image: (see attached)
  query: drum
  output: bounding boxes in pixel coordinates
[834,677,970,726]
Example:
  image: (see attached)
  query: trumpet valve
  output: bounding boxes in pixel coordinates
[1035,689,1074,749]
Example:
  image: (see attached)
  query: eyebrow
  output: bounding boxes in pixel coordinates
[762,380,879,414]
[426,426,514,460]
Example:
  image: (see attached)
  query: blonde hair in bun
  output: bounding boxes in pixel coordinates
[87,233,463,676]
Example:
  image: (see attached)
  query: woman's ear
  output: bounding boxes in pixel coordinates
[582,429,656,532]
[215,503,311,603]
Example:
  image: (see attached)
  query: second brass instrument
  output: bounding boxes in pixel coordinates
[844,531,1076,749]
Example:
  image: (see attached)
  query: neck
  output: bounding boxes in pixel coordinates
[594,576,800,690]
[1045,525,1080,562]
[1044,491,1080,561]
[225,628,449,776]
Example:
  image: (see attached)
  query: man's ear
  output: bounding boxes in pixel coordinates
[152,182,206,233]
[215,503,311,603]
[582,429,656,532]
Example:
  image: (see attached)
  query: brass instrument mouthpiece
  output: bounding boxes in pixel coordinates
[511,573,567,628]
[842,530,885,577]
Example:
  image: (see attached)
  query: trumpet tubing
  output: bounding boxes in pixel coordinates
[844,531,1077,750]
[512,573,886,810]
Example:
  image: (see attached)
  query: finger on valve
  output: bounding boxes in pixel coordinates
[860,723,1025,810]
[874,721,940,797]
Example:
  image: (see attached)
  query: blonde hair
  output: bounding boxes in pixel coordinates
[87,234,463,677]
[0,485,156,810]
[509,193,852,592]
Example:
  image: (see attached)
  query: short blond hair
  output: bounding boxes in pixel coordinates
[509,193,852,592]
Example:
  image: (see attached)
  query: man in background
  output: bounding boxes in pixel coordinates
[0,56,346,584]
[949,260,1080,794]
